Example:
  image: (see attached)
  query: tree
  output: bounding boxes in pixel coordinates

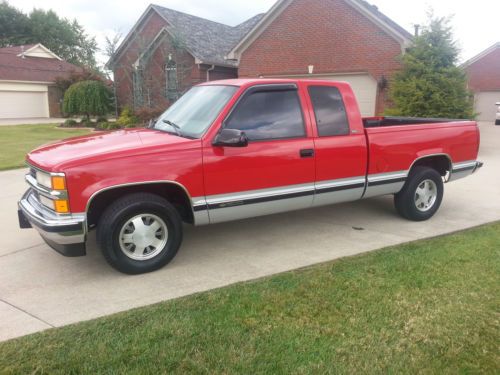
[63,80,112,119]
[387,14,474,119]
[0,1,97,69]
[55,69,104,93]
[0,1,30,46]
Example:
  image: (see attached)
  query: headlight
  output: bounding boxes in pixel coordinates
[36,170,52,189]
[36,171,66,190]
[34,170,69,213]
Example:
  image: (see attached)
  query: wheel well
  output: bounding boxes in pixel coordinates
[410,155,451,177]
[86,183,194,228]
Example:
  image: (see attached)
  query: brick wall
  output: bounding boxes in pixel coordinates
[114,10,167,109]
[466,47,500,92]
[48,85,63,117]
[238,0,404,113]
[114,9,237,110]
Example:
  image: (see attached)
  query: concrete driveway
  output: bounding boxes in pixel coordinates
[1,122,499,342]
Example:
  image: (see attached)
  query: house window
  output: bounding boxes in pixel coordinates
[132,66,144,108]
[165,59,178,101]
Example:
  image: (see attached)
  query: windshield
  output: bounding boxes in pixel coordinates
[154,85,238,138]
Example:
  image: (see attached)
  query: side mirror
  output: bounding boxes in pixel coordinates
[147,119,157,129]
[212,128,249,147]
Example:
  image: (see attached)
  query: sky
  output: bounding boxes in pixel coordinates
[12,0,500,66]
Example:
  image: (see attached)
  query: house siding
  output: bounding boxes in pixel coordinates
[466,47,500,92]
[237,0,404,114]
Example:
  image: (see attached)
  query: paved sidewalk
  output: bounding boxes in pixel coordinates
[0,122,498,342]
[0,118,68,126]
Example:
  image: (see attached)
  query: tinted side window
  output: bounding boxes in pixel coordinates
[225,89,305,141]
[308,86,350,136]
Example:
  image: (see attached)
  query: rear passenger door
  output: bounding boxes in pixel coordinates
[202,84,316,223]
[304,83,368,207]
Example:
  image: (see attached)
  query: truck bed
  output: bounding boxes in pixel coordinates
[363,116,469,128]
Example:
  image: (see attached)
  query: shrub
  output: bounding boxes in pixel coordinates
[96,116,108,123]
[116,106,139,127]
[134,106,165,125]
[95,122,109,130]
[106,122,122,130]
[63,80,112,120]
[79,118,94,127]
[61,119,78,127]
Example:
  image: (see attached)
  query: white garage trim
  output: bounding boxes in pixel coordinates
[0,81,49,92]
[262,72,378,116]
[474,91,500,122]
[0,81,50,119]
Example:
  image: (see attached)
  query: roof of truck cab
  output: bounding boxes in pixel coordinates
[199,78,350,87]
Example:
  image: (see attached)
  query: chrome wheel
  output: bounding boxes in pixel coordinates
[118,214,168,261]
[414,179,437,212]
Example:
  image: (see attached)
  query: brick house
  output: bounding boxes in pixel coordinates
[463,42,500,122]
[108,5,263,111]
[0,44,83,119]
[110,0,412,115]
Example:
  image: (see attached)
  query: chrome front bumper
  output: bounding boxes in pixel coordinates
[18,190,87,257]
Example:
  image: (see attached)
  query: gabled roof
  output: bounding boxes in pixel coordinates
[109,4,264,68]
[227,0,413,60]
[0,44,82,82]
[462,42,500,67]
[153,5,263,66]
[17,43,62,60]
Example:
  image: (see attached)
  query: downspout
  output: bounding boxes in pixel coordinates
[206,65,215,82]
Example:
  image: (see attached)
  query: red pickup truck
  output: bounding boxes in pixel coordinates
[18,79,482,274]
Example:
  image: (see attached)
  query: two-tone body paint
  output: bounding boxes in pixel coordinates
[26,78,481,226]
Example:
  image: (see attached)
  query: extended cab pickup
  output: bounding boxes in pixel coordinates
[18,79,483,274]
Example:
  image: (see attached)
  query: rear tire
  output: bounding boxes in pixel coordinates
[394,167,443,221]
[495,120,500,126]
[96,193,183,274]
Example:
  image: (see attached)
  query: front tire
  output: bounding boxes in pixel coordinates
[96,193,183,274]
[394,167,444,221]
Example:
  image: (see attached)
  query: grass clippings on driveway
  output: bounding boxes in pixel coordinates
[0,222,499,374]
[0,124,91,171]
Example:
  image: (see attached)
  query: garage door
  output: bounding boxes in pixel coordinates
[0,91,49,119]
[319,74,377,116]
[266,73,378,116]
[475,91,500,122]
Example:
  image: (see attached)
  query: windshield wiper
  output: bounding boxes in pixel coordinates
[161,119,183,137]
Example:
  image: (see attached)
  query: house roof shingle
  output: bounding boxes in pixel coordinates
[152,4,264,66]
[0,44,82,83]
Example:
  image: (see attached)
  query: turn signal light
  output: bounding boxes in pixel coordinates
[51,176,66,190]
[54,200,69,213]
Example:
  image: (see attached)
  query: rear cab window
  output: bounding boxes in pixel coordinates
[308,86,350,136]
[224,86,306,141]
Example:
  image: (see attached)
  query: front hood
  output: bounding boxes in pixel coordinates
[27,128,196,171]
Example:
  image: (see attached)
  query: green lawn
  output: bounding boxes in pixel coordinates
[0,124,91,171]
[1,223,498,374]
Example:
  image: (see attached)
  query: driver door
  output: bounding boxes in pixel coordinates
[202,84,316,224]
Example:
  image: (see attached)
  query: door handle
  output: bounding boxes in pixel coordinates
[300,149,314,158]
